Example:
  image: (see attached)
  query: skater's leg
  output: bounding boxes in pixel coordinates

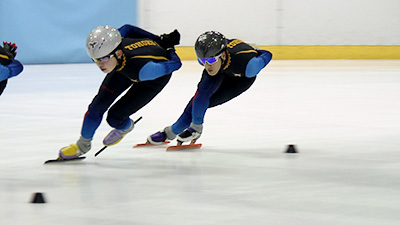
[103,75,171,146]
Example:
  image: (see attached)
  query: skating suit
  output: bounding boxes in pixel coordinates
[0,46,23,95]
[81,37,181,139]
[171,39,272,134]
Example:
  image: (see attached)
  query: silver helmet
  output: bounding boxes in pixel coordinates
[86,25,122,59]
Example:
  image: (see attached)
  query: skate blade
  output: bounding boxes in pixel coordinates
[166,143,202,151]
[134,141,170,148]
[44,156,86,164]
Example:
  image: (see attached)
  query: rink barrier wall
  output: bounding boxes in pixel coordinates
[175,46,400,60]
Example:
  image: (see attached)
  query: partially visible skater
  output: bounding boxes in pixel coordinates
[57,24,181,160]
[147,31,272,149]
[0,41,23,96]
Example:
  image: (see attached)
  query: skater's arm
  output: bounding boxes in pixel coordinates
[119,25,180,50]
[0,59,23,82]
[118,24,160,40]
[138,49,182,81]
[245,50,272,78]
[190,72,223,125]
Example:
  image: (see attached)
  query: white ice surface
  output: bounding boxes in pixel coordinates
[1,60,400,225]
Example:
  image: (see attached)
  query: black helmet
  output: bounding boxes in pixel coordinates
[195,31,227,59]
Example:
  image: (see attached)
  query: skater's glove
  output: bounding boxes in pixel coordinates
[3,41,18,59]
[159,29,180,50]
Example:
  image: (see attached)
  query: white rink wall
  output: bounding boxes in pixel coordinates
[1,0,398,63]
[137,0,400,46]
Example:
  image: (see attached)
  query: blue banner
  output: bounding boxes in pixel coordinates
[0,0,137,64]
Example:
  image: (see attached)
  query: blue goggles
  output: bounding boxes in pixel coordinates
[92,54,114,63]
[197,53,222,65]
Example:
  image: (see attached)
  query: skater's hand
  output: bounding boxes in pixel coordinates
[3,41,18,59]
[159,29,180,50]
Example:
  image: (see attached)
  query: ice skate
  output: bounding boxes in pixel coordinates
[147,131,168,145]
[44,155,86,164]
[133,131,170,148]
[44,144,86,164]
[59,144,83,159]
[166,127,202,150]
[176,127,201,143]
[103,119,134,146]
[103,129,125,146]
[95,117,142,157]
[135,126,176,147]
[167,140,202,151]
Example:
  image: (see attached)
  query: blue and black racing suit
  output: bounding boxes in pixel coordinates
[0,46,23,95]
[80,25,181,139]
[170,39,272,135]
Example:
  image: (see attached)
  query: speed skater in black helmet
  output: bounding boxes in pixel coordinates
[147,30,272,146]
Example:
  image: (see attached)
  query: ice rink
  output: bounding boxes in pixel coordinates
[1,60,400,225]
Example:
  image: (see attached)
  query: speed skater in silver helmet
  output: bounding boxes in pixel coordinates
[58,24,182,160]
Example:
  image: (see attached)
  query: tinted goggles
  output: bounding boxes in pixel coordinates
[198,53,222,65]
[92,54,114,63]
